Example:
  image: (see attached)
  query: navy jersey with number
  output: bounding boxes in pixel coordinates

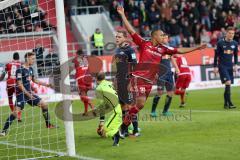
[214,38,238,68]
[16,66,34,93]
[115,44,137,79]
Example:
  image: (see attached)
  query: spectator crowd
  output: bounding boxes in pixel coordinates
[0,0,54,34]
[109,0,240,47]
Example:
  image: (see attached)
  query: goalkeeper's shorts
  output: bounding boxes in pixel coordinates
[104,104,122,138]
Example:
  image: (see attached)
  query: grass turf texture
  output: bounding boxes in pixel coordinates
[0,87,240,160]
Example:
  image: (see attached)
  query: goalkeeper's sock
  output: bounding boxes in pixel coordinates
[151,95,160,113]
[163,95,172,113]
[2,114,16,132]
[42,109,50,127]
[113,132,120,146]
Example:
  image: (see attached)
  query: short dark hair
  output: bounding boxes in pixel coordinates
[96,72,105,81]
[117,30,128,38]
[24,52,35,61]
[226,26,235,32]
[13,52,19,60]
[151,29,162,37]
[77,49,84,55]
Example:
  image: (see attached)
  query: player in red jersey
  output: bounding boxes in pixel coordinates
[117,6,206,137]
[0,52,22,121]
[172,54,191,107]
[73,49,94,115]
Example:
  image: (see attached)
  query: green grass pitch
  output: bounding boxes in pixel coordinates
[0,87,240,160]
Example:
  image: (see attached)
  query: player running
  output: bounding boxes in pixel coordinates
[73,49,94,115]
[0,52,22,121]
[95,72,122,146]
[0,52,57,136]
[150,34,175,117]
[213,27,238,109]
[172,54,191,107]
[117,6,206,137]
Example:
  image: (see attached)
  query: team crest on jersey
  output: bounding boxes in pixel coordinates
[231,45,235,49]
[17,73,22,78]
[119,51,124,55]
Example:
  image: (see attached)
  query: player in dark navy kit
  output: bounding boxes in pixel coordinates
[214,27,238,109]
[112,30,140,136]
[0,52,57,136]
[151,34,175,117]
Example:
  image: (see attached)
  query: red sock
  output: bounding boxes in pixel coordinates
[180,92,185,104]
[18,111,22,120]
[81,96,93,113]
[123,105,141,126]
[83,101,88,113]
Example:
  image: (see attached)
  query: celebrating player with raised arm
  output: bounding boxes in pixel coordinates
[117,6,206,137]
[0,52,57,136]
[0,52,22,121]
[213,27,238,109]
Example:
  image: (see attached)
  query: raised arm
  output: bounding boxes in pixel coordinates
[117,6,136,35]
[177,44,207,54]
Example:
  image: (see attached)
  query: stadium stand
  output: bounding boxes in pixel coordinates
[74,0,240,47]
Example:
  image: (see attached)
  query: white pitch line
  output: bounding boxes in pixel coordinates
[171,109,240,113]
[0,141,102,160]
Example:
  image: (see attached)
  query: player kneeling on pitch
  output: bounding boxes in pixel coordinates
[95,72,122,146]
[0,52,57,136]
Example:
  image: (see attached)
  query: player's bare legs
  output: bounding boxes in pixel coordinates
[79,90,94,116]
[175,87,187,108]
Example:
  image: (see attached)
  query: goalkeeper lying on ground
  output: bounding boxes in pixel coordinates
[95,72,122,146]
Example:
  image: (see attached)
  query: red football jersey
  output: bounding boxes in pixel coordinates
[174,56,191,75]
[73,56,92,84]
[5,60,21,86]
[131,33,178,81]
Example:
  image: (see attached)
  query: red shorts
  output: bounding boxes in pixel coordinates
[6,85,16,97]
[130,78,152,98]
[176,74,191,89]
[77,79,92,92]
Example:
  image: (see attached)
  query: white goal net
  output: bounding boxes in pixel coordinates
[0,0,76,159]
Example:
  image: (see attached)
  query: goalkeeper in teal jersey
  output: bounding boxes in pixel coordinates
[95,72,122,146]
